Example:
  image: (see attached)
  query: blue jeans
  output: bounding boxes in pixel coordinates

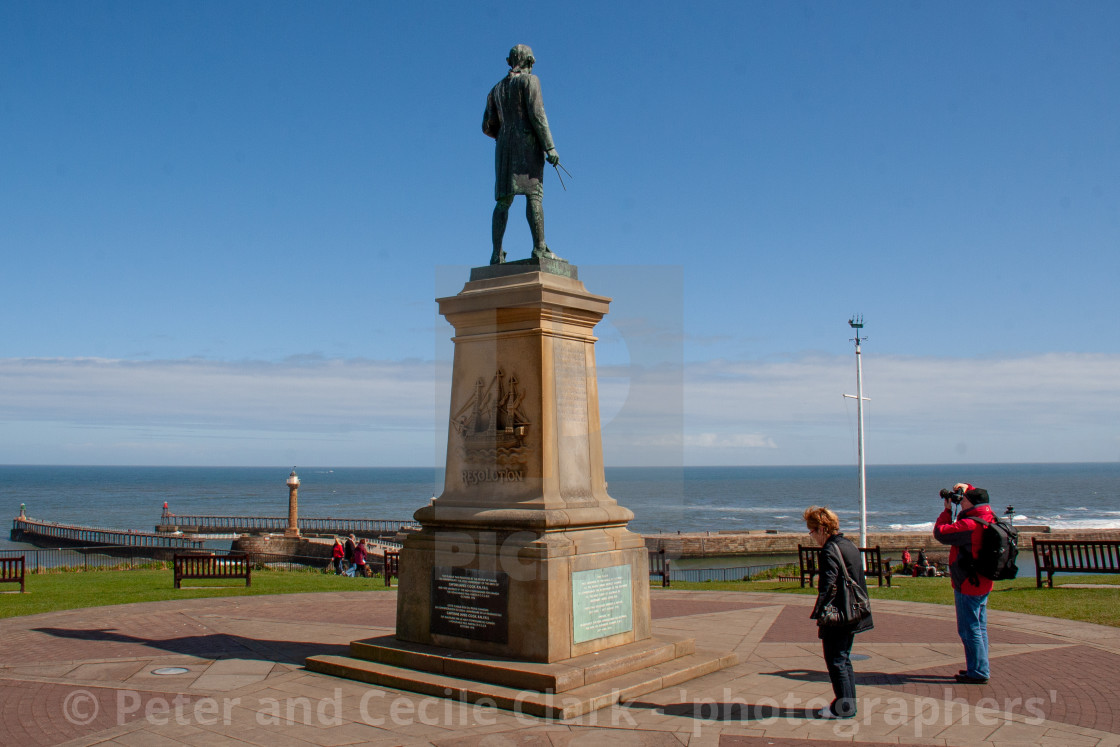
[954,589,990,679]
[821,629,857,717]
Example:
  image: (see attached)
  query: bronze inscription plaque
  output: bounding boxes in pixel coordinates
[430,566,510,643]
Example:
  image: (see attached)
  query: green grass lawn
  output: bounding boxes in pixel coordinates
[659,573,1120,627]
[0,566,392,619]
[5,565,1119,629]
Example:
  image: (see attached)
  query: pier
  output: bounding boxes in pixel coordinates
[155,506,417,538]
[11,516,206,556]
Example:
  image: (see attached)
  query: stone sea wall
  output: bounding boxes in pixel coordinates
[231,534,333,560]
[641,527,1120,558]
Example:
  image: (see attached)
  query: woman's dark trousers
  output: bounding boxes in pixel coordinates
[821,629,857,717]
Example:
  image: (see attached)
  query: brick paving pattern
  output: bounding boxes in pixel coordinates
[0,680,201,747]
[870,643,1120,734]
[1,588,1118,745]
[761,605,1058,644]
[720,739,898,747]
[650,598,770,620]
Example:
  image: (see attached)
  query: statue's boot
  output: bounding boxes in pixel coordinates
[488,198,510,265]
[527,195,561,261]
[531,246,562,261]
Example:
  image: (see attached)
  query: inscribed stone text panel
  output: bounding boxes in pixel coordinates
[571,565,632,644]
[554,339,589,436]
[430,566,510,643]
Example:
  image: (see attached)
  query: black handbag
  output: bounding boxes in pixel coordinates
[817,544,872,628]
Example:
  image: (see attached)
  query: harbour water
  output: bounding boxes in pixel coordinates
[3,463,1119,554]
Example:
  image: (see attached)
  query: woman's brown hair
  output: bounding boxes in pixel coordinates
[803,506,840,536]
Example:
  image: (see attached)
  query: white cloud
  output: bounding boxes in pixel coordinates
[682,353,1120,465]
[685,433,778,449]
[0,357,439,429]
[2,352,1118,466]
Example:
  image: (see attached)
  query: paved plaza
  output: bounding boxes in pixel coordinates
[2,587,1119,746]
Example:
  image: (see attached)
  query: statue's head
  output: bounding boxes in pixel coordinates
[507,44,535,72]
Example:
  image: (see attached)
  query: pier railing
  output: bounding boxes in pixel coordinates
[156,513,417,536]
[12,517,206,549]
[0,546,203,572]
[662,562,790,584]
[0,546,393,574]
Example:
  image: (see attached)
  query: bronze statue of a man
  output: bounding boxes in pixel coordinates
[483,44,561,265]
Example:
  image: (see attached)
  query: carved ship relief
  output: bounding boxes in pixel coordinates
[453,370,531,468]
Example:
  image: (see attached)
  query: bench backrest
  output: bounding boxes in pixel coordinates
[798,545,819,571]
[174,554,250,575]
[0,556,25,580]
[1033,538,1120,570]
[798,545,887,587]
[383,550,400,587]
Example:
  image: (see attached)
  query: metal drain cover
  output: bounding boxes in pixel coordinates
[151,667,190,675]
[850,654,870,661]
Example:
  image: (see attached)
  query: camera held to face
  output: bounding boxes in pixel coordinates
[940,488,965,504]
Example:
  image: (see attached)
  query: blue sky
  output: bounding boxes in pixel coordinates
[2,1,1118,467]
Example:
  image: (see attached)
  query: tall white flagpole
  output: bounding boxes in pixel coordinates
[844,316,870,548]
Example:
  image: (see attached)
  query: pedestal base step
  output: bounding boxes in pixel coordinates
[345,634,697,693]
[306,644,737,720]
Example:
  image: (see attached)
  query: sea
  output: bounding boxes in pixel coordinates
[3,463,1119,556]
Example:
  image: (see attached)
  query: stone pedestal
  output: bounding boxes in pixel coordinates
[307,261,735,717]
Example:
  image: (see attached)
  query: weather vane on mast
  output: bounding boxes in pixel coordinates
[844,315,870,548]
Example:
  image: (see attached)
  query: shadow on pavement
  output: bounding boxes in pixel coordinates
[627,700,819,721]
[765,668,958,685]
[31,627,349,664]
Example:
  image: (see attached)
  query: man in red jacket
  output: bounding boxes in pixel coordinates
[933,483,996,684]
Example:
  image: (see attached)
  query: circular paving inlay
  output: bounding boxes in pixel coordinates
[151,667,191,676]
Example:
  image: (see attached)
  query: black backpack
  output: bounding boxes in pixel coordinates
[964,516,1019,581]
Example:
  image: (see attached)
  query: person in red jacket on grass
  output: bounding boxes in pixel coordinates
[933,482,996,684]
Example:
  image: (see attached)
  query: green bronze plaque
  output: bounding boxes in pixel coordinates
[571,564,632,644]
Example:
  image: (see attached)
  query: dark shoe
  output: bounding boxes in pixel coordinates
[955,673,989,684]
[814,707,854,720]
[490,249,506,265]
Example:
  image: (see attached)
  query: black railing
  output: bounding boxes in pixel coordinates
[156,514,417,536]
[0,546,388,574]
[1,546,182,572]
[12,518,206,549]
[664,563,789,583]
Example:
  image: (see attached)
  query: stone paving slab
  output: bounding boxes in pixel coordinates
[2,588,1119,746]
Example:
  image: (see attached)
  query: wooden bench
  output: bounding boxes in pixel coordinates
[173,554,251,589]
[1033,538,1120,588]
[862,547,893,588]
[649,549,670,588]
[798,545,892,588]
[384,550,400,587]
[798,545,820,587]
[1,556,26,593]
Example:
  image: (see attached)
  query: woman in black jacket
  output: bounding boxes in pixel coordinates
[804,506,874,719]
